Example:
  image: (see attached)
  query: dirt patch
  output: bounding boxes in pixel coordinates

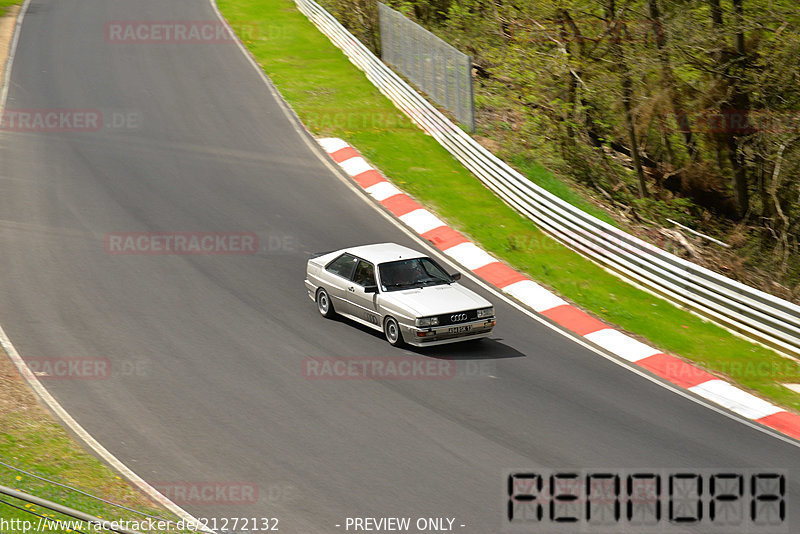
[0,5,20,87]
[0,343,39,420]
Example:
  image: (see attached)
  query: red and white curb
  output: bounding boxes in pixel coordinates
[318,137,800,441]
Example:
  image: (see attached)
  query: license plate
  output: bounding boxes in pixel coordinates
[447,325,472,334]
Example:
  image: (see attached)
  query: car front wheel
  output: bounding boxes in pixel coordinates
[316,288,336,318]
[383,316,405,347]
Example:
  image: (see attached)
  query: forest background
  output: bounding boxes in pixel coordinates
[317,0,800,301]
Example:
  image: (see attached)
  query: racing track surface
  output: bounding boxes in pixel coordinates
[0,0,798,532]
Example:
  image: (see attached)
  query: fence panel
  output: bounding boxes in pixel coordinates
[377,3,474,131]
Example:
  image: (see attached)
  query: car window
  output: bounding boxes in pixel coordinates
[326,253,358,280]
[379,257,452,291]
[353,260,376,287]
[420,257,450,280]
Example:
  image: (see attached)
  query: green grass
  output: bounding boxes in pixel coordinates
[0,0,20,16]
[217,0,800,413]
[0,353,187,533]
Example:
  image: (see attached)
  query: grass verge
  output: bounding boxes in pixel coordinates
[0,1,17,16]
[218,0,800,413]
[0,347,187,533]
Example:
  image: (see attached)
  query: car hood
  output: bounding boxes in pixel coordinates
[380,283,491,317]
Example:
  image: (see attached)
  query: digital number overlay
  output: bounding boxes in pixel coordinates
[505,469,787,533]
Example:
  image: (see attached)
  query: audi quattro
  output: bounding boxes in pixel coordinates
[304,243,496,347]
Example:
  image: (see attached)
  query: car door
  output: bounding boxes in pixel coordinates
[347,259,381,328]
[323,253,359,315]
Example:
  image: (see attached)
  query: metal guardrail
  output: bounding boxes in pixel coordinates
[0,485,143,534]
[0,461,206,534]
[295,0,800,356]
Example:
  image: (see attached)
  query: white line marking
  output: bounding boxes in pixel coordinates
[584,329,662,363]
[689,380,784,420]
[502,279,567,312]
[0,0,29,108]
[365,181,402,202]
[317,137,349,153]
[339,156,373,177]
[442,242,496,270]
[398,209,446,235]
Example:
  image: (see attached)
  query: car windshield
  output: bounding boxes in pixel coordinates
[378,257,452,291]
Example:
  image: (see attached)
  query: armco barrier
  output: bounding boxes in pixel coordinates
[295,0,800,356]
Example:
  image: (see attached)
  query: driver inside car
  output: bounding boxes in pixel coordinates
[400,262,426,286]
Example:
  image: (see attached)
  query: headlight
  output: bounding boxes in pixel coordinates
[415,316,440,327]
[477,307,494,319]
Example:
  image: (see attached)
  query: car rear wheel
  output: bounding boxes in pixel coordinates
[316,288,336,318]
[383,316,405,347]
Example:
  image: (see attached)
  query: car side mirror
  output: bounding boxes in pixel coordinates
[364,285,379,293]
[450,272,461,281]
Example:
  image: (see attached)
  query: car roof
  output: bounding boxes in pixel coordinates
[345,243,426,264]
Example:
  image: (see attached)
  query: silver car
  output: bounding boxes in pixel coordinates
[304,243,496,347]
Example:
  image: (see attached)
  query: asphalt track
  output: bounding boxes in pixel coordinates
[0,0,797,532]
